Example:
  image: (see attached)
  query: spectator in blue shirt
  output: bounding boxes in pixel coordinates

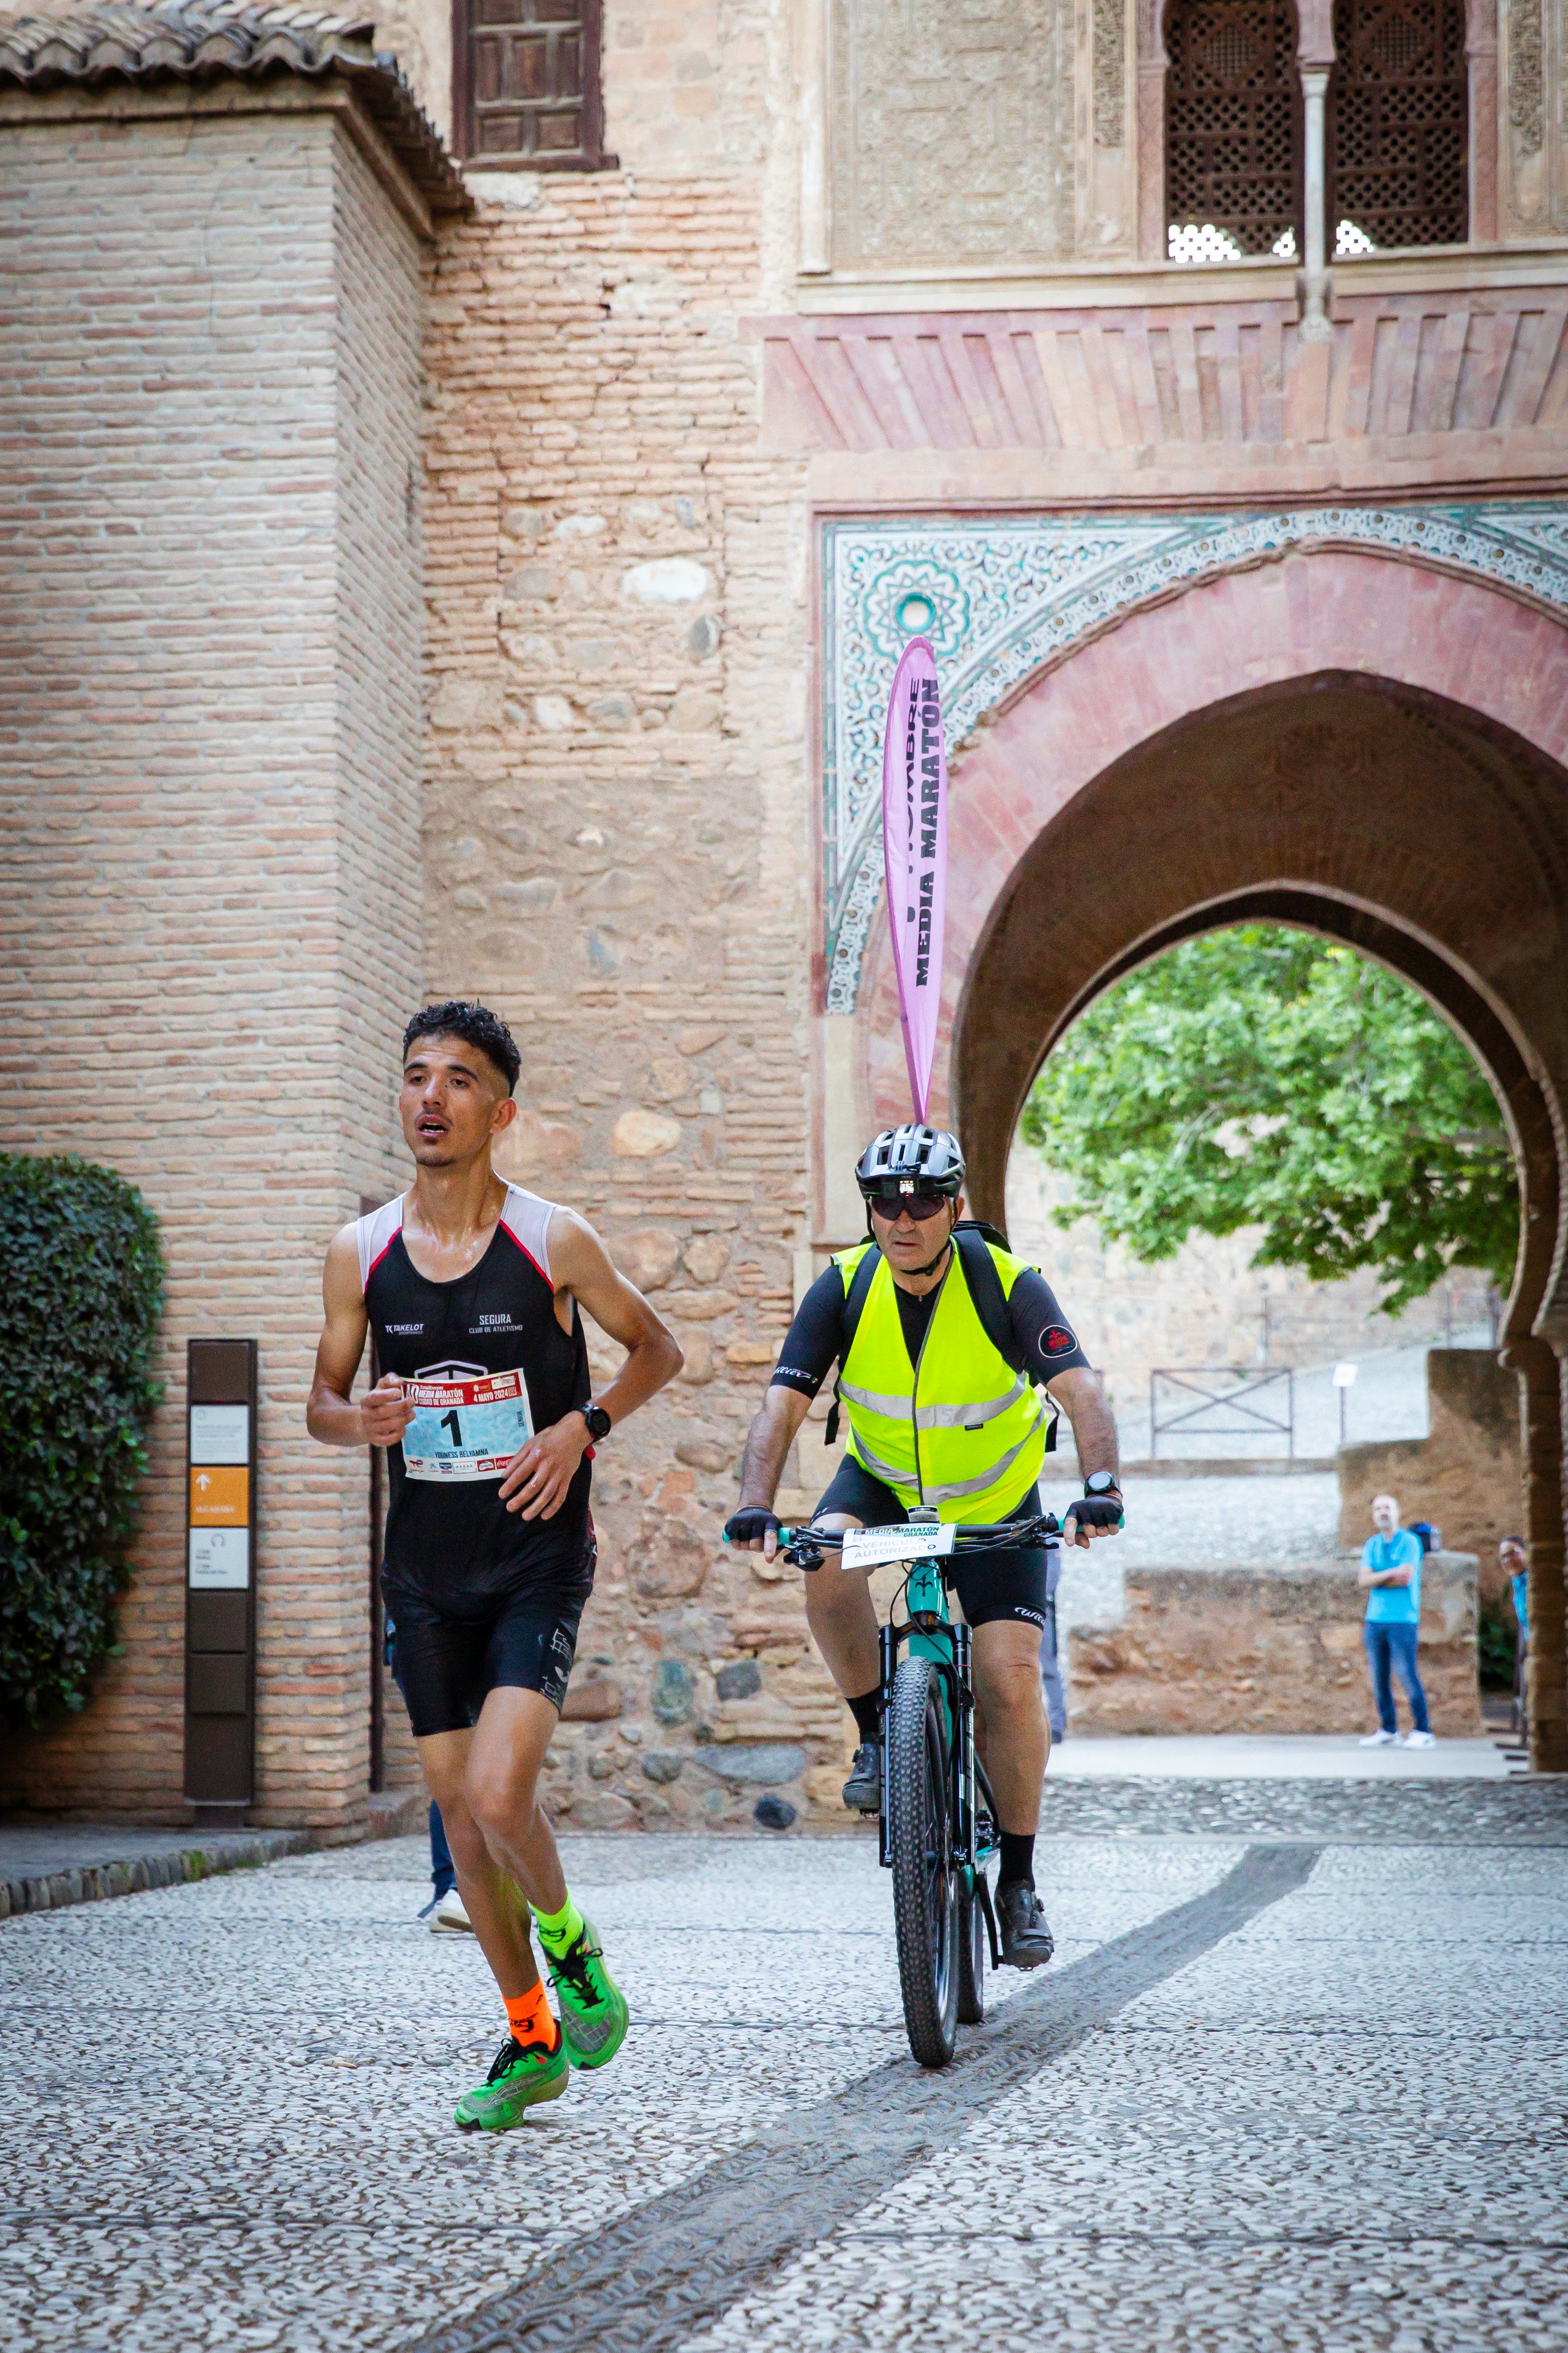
[1357,1493,1434,1748]
[1500,1534,1529,1737]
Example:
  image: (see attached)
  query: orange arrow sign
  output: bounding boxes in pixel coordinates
[190,1466,248,1527]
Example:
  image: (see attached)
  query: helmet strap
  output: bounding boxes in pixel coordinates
[908,1238,954,1280]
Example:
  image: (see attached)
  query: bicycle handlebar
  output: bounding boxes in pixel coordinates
[780,1512,1063,1562]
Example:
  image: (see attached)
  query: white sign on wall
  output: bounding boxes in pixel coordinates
[190,1404,250,1464]
[188,1527,250,1591]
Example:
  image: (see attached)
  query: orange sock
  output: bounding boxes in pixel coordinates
[504,1981,558,2053]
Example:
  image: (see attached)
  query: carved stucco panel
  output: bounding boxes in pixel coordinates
[829,0,1075,267]
[1094,0,1128,143]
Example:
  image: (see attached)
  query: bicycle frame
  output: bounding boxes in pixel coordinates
[876,1552,998,1914]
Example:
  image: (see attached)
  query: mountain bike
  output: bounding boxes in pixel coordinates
[781,1506,1063,2069]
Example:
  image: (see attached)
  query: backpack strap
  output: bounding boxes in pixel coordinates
[952,1227,1021,1369]
[952,1228,1060,1456]
[825,1244,882,1446]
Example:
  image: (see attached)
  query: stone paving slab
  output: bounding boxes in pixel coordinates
[2,1793,1564,2352]
[0,1793,423,1920]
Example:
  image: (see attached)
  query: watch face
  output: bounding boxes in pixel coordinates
[584,1406,611,1440]
[1086,1472,1116,1494]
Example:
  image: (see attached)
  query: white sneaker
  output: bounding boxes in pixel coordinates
[431,1888,474,1934]
[1402,1730,1437,1748]
[1358,1730,1399,1747]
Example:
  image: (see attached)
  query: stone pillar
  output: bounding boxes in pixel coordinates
[1507,1336,1567,1770]
[1299,64,1333,340]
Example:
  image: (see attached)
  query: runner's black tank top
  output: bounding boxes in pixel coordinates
[355,1186,592,1601]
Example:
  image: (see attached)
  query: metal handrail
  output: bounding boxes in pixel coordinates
[1149,1365,1295,1458]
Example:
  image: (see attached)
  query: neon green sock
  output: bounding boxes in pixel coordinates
[531,1892,586,1956]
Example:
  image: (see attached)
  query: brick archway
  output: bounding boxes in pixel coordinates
[855,544,1568,1764]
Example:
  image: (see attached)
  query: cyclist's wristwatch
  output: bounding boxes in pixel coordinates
[581,1403,612,1443]
[1083,1471,1121,1499]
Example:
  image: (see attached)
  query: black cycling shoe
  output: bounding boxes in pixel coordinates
[841,1738,882,1813]
[996,1880,1055,1969]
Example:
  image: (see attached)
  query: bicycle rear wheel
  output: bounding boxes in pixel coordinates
[886,1654,959,2068]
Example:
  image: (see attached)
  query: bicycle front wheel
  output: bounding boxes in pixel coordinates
[886,1654,959,2068]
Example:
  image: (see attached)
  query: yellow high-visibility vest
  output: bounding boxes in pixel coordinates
[833,1238,1047,1522]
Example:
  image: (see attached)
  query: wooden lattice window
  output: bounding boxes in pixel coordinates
[1164,0,1303,261]
[452,0,612,168]
[1330,0,1467,252]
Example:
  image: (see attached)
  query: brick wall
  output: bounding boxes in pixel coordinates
[419,128,860,1827]
[0,95,426,1827]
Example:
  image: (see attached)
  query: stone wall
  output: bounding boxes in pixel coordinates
[419,119,864,1831]
[1006,1152,1493,1434]
[0,91,427,1827]
[1068,1556,1483,1736]
[1339,1350,1524,1602]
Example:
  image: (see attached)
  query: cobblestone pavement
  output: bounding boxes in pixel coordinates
[3,1788,1564,2351]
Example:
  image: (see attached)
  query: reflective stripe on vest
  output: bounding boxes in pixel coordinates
[832,1240,1047,1523]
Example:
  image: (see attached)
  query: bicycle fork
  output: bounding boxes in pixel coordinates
[875,1612,979,1882]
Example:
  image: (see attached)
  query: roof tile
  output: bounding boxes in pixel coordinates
[0,1,468,215]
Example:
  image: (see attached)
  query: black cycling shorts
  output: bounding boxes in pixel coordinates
[384,1535,595,1738]
[809,1455,1052,1634]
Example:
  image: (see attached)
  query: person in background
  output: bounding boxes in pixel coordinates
[425,1804,474,1933]
[1499,1534,1529,1739]
[1358,1491,1434,1748]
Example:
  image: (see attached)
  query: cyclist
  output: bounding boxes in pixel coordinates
[724,1125,1123,1969]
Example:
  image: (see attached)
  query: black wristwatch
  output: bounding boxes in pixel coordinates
[581,1403,612,1443]
[1084,1471,1121,1498]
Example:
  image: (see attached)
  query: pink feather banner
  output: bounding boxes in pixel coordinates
[881,635,948,1124]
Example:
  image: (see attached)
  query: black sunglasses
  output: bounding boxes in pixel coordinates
[868,1190,952,1223]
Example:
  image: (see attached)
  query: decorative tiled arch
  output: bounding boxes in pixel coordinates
[822,500,1568,1011]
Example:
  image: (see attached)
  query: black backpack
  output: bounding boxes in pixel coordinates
[824,1219,1060,1454]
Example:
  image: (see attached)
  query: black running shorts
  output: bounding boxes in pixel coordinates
[385,1535,595,1738]
[807,1455,1052,1634]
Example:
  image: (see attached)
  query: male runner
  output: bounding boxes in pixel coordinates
[308,1000,682,2131]
[725,1125,1121,1967]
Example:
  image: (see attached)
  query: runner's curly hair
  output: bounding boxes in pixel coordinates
[402,1000,521,1095]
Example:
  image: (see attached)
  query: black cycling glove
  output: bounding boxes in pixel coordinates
[1066,1493,1124,1534]
[724,1508,782,1547]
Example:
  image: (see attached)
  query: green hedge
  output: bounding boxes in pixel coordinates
[1477,1593,1519,1693]
[0,1155,165,1729]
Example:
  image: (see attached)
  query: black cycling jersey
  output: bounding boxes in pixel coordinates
[771,1251,1090,1398]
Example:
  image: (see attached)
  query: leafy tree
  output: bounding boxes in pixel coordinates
[1021,926,1517,1315]
[0,1156,165,1728]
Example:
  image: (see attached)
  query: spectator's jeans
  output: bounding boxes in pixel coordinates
[428,1800,455,1900]
[1364,1620,1429,1735]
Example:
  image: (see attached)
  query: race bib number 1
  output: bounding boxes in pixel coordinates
[401,1369,534,1482]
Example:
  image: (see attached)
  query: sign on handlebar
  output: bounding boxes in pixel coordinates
[841,1524,957,1572]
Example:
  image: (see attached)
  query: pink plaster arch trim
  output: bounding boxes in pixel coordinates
[857,544,1568,1135]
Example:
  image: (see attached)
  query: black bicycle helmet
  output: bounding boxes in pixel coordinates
[855,1125,966,1202]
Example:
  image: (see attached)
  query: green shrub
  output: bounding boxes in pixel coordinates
[1476,1594,1519,1693]
[0,1155,165,1728]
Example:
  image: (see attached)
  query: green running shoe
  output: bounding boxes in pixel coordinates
[546,1917,629,2070]
[454,2032,569,2132]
